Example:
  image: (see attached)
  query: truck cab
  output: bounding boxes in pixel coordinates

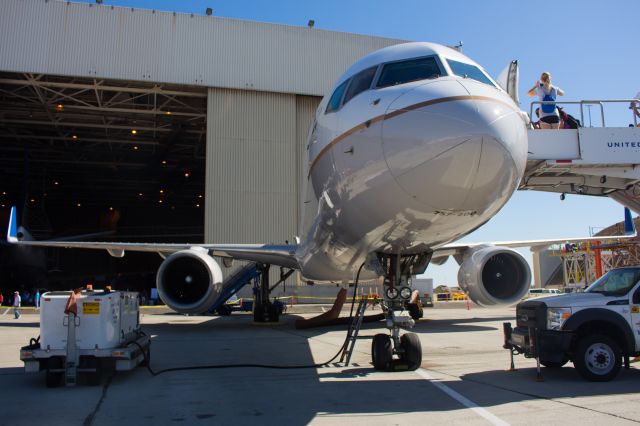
[505,266,640,381]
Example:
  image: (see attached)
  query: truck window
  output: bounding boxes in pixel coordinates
[376,57,441,89]
[586,267,640,296]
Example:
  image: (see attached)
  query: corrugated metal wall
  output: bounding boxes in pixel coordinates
[0,0,404,96]
[205,89,319,284]
[205,88,320,243]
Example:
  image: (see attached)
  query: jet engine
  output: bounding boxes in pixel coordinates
[156,249,223,314]
[457,245,531,306]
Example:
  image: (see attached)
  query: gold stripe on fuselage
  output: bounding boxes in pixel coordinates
[307,95,520,177]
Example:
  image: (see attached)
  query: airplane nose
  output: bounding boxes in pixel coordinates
[381,89,527,213]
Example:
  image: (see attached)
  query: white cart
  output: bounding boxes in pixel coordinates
[20,289,150,387]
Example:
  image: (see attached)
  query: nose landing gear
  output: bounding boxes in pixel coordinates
[371,253,427,371]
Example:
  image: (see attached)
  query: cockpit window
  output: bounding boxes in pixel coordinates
[343,66,378,105]
[376,57,441,89]
[447,59,495,87]
[325,79,349,114]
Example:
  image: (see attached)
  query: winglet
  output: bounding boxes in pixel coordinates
[624,207,636,236]
[7,206,18,243]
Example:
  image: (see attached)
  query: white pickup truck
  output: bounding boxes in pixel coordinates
[504,266,640,381]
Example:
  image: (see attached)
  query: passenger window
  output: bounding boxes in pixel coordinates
[447,59,495,87]
[325,80,349,114]
[343,66,377,105]
[376,57,441,88]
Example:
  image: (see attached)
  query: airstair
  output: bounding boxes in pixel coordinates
[520,99,640,212]
[340,297,368,366]
[207,262,262,313]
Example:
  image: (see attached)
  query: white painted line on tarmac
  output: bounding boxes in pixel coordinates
[416,368,510,426]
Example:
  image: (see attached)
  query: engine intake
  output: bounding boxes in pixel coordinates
[457,245,531,306]
[156,249,223,314]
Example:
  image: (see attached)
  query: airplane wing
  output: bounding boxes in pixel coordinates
[431,207,637,262]
[6,207,299,269]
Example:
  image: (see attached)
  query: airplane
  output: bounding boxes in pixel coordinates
[6,42,637,371]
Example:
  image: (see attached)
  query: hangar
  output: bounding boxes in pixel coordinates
[0,0,403,291]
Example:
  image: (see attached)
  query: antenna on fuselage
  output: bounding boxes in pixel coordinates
[450,41,463,52]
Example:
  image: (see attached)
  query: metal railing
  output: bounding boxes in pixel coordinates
[530,99,640,128]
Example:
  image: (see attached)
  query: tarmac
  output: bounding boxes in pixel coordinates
[3,303,640,425]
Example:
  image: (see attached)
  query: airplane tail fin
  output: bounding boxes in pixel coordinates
[7,206,18,243]
[624,207,636,236]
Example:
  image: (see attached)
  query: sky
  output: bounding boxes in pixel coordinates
[74,0,640,286]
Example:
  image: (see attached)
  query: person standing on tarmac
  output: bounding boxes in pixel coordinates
[13,291,21,319]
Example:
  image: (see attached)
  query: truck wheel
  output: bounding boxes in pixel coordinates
[541,358,568,368]
[574,334,621,381]
[372,334,392,371]
[400,333,422,371]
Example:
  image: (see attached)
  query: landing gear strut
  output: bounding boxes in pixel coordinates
[370,252,429,371]
[252,264,291,322]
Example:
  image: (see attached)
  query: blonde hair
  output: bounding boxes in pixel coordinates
[540,72,551,84]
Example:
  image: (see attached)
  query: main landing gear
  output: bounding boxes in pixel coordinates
[371,253,429,371]
[252,264,293,323]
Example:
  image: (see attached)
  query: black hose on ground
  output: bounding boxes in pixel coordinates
[135,263,367,376]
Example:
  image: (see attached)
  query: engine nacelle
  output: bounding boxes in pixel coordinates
[156,249,223,314]
[457,245,531,306]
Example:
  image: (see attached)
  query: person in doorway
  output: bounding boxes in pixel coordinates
[13,291,21,319]
[527,72,565,129]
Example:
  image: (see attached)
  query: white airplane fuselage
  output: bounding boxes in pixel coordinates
[295,42,529,281]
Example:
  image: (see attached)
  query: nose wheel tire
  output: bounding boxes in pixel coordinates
[573,334,621,382]
[372,334,392,371]
[400,332,422,371]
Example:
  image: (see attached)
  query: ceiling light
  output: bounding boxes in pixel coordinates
[1,191,6,195]
[161,160,167,165]
[165,111,172,115]
[196,203,200,208]
[56,104,64,112]
[71,134,78,140]
[133,146,139,150]
[76,202,81,207]
[198,194,203,199]
[138,192,143,197]
[53,181,59,186]
[131,129,137,135]
[158,199,163,204]
[109,206,114,211]
[184,171,190,178]
[159,189,164,194]
[30,198,35,203]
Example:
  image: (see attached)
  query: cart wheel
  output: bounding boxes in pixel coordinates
[45,357,64,388]
[83,357,102,386]
[140,346,151,367]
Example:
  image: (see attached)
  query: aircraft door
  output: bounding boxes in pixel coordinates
[496,60,519,105]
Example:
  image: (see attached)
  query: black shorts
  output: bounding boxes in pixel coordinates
[540,115,560,124]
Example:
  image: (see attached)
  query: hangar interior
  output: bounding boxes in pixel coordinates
[0,0,401,296]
